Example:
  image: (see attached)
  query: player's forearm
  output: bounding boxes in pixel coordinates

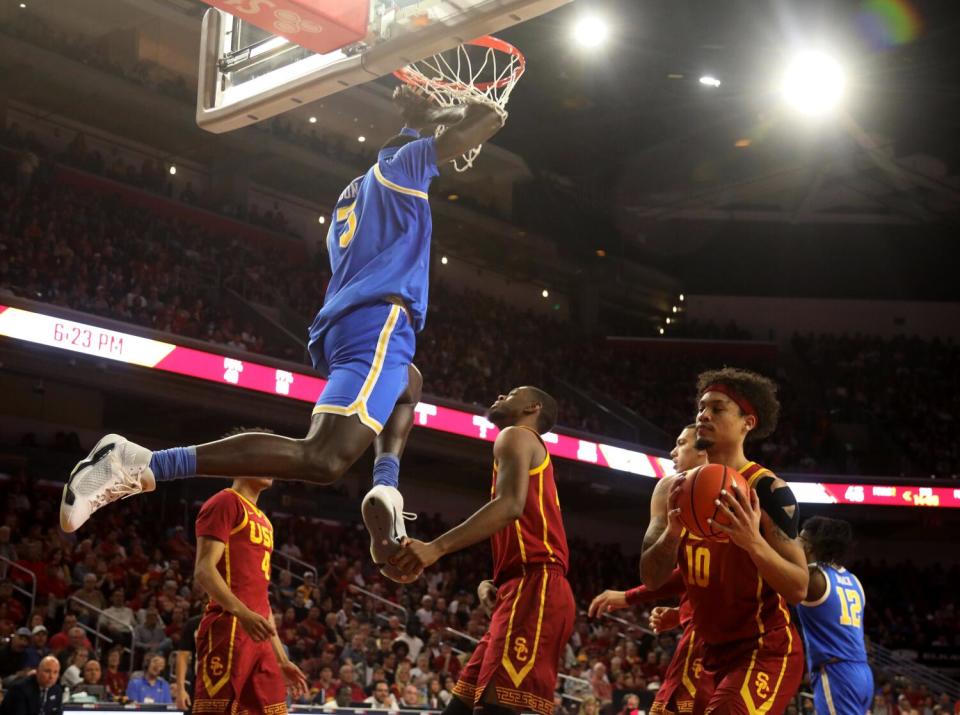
[175,651,189,690]
[640,532,682,590]
[626,567,684,605]
[195,565,248,616]
[269,614,289,664]
[433,497,521,558]
[744,536,809,605]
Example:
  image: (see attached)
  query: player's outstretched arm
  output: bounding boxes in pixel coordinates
[711,479,809,604]
[589,568,685,617]
[392,85,505,165]
[390,427,536,575]
[640,475,685,590]
[194,537,275,642]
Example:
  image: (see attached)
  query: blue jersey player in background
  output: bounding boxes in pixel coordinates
[797,516,873,715]
[62,86,506,583]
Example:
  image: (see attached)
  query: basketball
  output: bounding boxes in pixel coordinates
[677,464,749,539]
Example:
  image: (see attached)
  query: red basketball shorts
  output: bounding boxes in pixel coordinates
[701,623,803,715]
[192,612,288,715]
[453,564,575,715]
[651,624,712,715]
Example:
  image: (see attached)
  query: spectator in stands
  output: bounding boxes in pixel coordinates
[126,653,172,705]
[48,619,90,656]
[432,641,460,679]
[69,659,106,701]
[24,625,50,668]
[400,683,424,710]
[416,595,434,627]
[134,608,172,657]
[590,663,613,708]
[0,628,30,682]
[99,589,135,641]
[0,654,62,715]
[309,665,337,705]
[425,677,445,709]
[0,525,16,568]
[102,647,128,702]
[0,584,23,627]
[338,663,366,704]
[70,573,105,620]
[365,680,400,710]
[578,695,600,715]
[60,647,89,688]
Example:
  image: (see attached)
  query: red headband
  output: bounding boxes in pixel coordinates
[703,384,757,420]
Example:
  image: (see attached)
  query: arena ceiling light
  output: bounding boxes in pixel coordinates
[781,51,846,115]
[572,14,610,48]
[699,75,721,88]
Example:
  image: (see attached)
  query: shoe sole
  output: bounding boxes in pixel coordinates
[362,492,402,566]
[60,434,122,533]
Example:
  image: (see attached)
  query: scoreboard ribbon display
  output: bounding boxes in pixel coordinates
[2,304,957,509]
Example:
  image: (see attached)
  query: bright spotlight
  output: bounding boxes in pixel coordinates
[168,165,177,176]
[308,116,317,124]
[541,289,550,299]
[357,136,366,143]
[781,51,845,115]
[658,327,665,335]
[318,216,326,224]
[440,256,448,265]
[572,15,610,48]
[699,75,721,88]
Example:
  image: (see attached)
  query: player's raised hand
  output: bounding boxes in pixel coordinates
[236,606,275,642]
[710,482,762,550]
[390,537,441,575]
[649,606,681,634]
[392,85,467,128]
[588,590,628,618]
[280,660,309,698]
[477,579,498,615]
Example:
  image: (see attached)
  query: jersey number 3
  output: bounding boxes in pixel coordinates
[337,203,357,248]
[837,587,862,627]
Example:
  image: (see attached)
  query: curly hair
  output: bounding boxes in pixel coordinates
[801,516,854,566]
[696,367,780,441]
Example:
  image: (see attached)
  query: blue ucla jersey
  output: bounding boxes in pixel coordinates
[797,564,868,669]
[310,136,438,341]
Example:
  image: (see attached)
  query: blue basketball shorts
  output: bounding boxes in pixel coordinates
[308,302,415,434]
[811,660,873,715]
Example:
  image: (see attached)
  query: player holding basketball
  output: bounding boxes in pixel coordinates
[192,471,307,713]
[390,386,575,715]
[589,424,712,715]
[641,368,808,714]
[61,88,505,578]
[797,517,872,715]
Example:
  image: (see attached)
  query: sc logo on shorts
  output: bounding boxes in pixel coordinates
[755,672,771,699]
[513,637,530,662]
[209,656,225,677]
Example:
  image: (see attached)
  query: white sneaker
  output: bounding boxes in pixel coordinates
[61,434,156,533]
[362,485,417,581]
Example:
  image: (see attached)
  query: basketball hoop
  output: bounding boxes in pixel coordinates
[394,35,525,171]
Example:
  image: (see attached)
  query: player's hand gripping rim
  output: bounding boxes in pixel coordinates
[709,482,763,550]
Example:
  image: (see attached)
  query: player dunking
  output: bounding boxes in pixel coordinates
[191,469,307,713]
[60,88,505,578]
[642,368,807,714]
[796,517,872,715]
[391,387,575,715]
[589,424,712,715]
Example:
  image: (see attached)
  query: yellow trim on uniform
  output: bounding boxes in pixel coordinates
[311,304,402,434]
[201,613,238,697]
[821,667,838,715]
[228,507,250,536]
[738,574,765,713]
[536,470,556,562]
[228,488,265,521]
[514,521,528,564]
[373,163,429,199]
[680,628,699,697]
[501,564,550,688]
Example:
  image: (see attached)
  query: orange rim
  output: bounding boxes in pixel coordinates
[393,35,525,92]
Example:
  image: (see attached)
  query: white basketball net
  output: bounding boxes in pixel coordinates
[395,37,525,172]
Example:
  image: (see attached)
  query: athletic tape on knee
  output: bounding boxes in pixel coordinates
[755,475,799,538]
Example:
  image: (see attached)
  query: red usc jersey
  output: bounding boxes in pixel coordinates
[678,461,793,645]
[490,427,569,585]
[195,488,274,619]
